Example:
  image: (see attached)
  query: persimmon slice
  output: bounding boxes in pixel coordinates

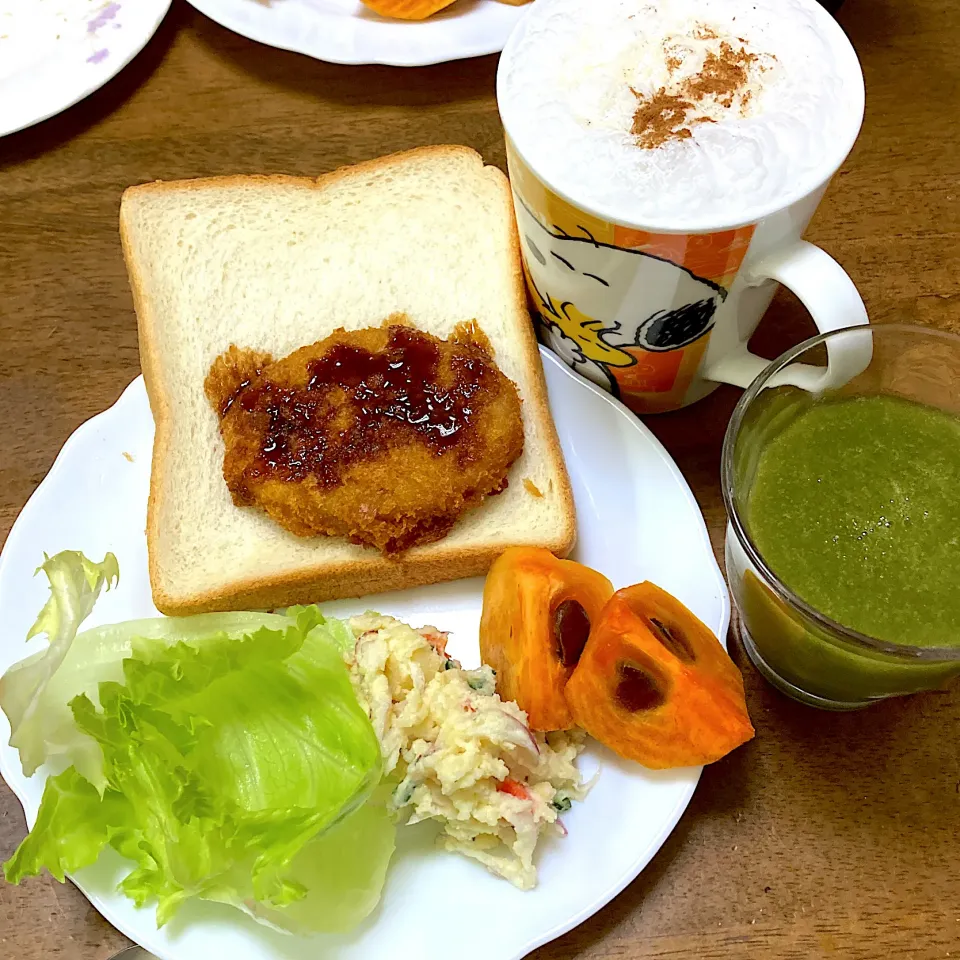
[479,547,614,731]
[360,0,456,19]
[565,582,754,768]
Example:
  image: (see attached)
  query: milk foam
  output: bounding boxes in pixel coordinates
[499,0,863,229]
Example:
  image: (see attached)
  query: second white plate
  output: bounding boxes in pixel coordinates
[0,0,171,138]
[0,348,729,960]
[185,0,528,67]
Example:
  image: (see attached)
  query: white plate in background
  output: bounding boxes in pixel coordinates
[0,348,730,959]
[185,0,527,67]
[0,0,171,138]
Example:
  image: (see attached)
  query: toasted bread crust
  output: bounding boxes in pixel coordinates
[121,146,576,615]
[151,530,576,616]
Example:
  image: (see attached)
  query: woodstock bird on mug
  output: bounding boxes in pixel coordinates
[497,0,869,413]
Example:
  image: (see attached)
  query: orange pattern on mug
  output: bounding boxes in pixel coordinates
[612,225,756,288]
[613,336,712,411]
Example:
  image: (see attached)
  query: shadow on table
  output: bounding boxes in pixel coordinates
[0,3,185,172]
[188,4,498,110]
[838,0,902,47]
[736,613,960,843]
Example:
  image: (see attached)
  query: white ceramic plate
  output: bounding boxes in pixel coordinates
[0,348,729,960]
[0,0,172,138]
[185,0,527,67]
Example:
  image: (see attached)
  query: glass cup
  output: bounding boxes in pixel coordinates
[722,323,960,710]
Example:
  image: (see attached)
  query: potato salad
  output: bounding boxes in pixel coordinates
[344,613,587,889]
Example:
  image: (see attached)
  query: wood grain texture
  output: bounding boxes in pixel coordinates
[1,0,958,957]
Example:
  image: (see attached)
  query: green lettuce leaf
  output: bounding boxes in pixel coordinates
[2,766,131,883]
[0,551,297,789]
[1,552,394,933]
[0,551,120,781]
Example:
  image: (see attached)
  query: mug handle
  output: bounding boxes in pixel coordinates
[703,240,871,392]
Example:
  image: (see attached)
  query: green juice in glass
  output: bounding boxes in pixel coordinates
[738,391,960,701]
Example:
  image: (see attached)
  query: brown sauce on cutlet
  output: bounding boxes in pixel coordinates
[215,325,502,496]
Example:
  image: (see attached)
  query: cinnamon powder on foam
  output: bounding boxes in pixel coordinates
[631,27,768,148]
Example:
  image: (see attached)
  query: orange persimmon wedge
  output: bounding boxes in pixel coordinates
[564,582,754,768]
[479,547,614,731]
[360,0,457,20]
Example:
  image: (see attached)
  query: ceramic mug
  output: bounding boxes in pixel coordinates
[497,10,869,415]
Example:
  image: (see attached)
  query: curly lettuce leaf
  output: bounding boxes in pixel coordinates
[1,553,393,933]
[0,551,119,780]
[2,767,131,882]
[0,551,297,788]
[237,795,396,935]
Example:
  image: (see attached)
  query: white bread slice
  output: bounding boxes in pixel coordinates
[120,146,576,615]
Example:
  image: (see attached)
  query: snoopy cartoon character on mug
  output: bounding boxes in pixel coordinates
[511,181,755,414]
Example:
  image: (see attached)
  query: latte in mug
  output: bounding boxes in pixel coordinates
[497,0,867,414]
[499,0,862,230]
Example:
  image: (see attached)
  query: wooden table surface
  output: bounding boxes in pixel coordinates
[2,0,959,957]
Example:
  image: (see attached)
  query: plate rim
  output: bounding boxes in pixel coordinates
[183,0,525,67]
[0,0,173,139]
[0,347,730,959]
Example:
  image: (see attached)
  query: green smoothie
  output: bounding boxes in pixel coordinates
[745,393,960,648]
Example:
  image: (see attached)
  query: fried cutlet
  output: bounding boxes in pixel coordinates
[204,321,525,554]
